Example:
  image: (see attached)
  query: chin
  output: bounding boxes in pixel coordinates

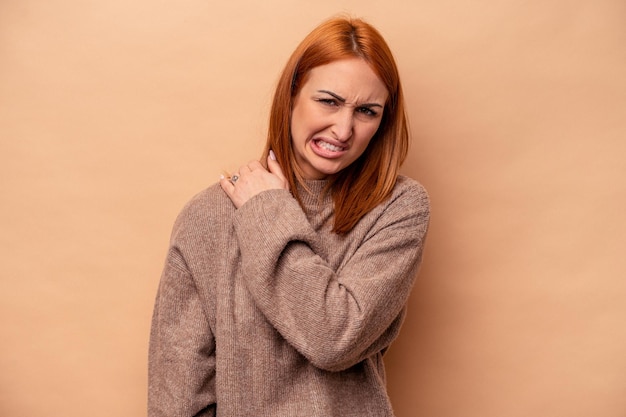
[314,164,344,178]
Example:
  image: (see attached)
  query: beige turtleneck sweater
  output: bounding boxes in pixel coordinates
[148,175,430,416]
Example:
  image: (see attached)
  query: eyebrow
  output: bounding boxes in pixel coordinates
[317,90,384,108]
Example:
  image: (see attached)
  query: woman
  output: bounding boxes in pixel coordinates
[149,16,430,417]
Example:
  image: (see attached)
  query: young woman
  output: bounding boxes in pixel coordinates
[149,16,430,417]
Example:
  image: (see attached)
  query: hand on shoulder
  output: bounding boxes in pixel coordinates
[219,150,289,209]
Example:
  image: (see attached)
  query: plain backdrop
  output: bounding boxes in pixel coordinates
[1,1,625,416]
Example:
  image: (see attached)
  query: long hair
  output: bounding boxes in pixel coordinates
[262,17,409,234]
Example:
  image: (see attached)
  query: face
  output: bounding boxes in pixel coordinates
[290,58,389,180]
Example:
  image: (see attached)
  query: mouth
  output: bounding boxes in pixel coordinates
[313,139,346,152]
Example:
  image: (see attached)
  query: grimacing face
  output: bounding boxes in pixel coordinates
[290,58,389,180]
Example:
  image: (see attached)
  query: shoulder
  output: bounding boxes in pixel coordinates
[393,175,428,196]
[388,175,430,216]
[178,182,232,218]
[355,175,430,240]
[169,183,235,245]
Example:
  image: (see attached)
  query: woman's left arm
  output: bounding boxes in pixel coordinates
[226,165,429,372]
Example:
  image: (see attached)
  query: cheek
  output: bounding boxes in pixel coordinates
[355,123,382,149]
[290,104,312,137]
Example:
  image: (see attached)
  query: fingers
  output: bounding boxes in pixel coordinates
[267,150,287,184]
[239,164,252,176]
[219,152,288,208]
[219,174,236,196]
[246,160,263,171]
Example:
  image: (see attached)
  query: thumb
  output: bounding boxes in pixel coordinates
[267,150,287,183]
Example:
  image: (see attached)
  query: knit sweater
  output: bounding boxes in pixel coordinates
[148,175,430,417]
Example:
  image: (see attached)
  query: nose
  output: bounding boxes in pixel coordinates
[331,109,354,141]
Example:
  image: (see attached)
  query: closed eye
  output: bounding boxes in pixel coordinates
[316,98,339,107]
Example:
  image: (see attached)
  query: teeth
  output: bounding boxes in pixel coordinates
[317,140,342,152]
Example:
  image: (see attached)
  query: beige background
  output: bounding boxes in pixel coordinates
[1,1,625,416]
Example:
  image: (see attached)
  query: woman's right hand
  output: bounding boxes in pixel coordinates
[219,150,289,209]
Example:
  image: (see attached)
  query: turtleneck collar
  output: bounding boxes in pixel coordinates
[295,178,332,210]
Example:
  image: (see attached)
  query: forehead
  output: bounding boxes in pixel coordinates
[303,58,388,102]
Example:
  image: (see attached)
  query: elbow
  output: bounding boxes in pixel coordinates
[301,334,370,372]
[306,348,360,372]
[303,317,404,372]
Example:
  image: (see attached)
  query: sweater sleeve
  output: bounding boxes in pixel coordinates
[233,184,430,372]
[148,248,216,417]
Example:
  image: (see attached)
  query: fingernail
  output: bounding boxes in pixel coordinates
[220,174,225,180]
[269,150,276,161]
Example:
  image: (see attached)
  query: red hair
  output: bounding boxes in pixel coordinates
[262,17,409,234]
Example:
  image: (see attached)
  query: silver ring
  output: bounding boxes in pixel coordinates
[230,174,239,183]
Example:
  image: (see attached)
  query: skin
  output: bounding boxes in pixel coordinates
[221,57,388,209]
[290,58,388,180]
[220,151,288,209]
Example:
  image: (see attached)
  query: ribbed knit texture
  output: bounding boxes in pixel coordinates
[148,175,430,417]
